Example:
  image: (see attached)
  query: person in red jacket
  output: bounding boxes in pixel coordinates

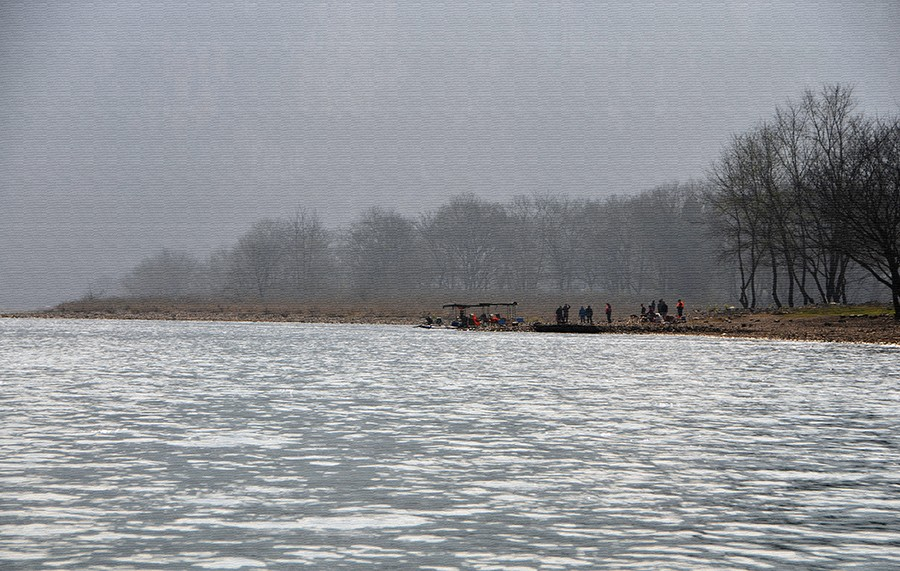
[605,303,612,324]
[676,299,685,319]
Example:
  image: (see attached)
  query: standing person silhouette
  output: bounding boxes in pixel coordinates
[605,303,612,324]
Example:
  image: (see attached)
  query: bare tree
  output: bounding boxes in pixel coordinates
[344,207,419,298]
[835,116,900,319]
[708,134,768,308]
[532,194,583,291]
[773,101,818,306]
[743,124,791,308]
[800,85,864,303]
[123,249,204,298]
[284,208,332,298]
[666,184,720,300]
[706,84,898,312]
[494,196,545,291]
[577,196,642,295]
[418,195,507,291]
[230,218,287,299]
[574,199,611,292]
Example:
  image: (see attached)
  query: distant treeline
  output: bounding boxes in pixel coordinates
[119,85,900,317]
[122,185,730,302]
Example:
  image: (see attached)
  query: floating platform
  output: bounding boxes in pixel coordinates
[531,321,706,335]
[533,323,605,333]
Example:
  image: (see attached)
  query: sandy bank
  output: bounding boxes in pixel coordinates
[4,300,898,346]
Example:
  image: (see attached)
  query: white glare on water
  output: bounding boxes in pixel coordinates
[1,319,898,569]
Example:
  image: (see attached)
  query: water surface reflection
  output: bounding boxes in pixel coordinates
[1,319,898,569]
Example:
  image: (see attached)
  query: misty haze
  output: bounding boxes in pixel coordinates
[2,2,899,310]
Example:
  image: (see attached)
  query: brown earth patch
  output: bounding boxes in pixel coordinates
[4,299,898,346]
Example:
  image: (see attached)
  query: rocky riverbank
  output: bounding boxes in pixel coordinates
[534,310,900,345]
[4,299,898,345]
[666,308,900,345]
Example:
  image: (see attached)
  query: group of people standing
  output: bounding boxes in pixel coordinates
[640,298,685,322]
[554,298,686,326]
[555,303,613,325]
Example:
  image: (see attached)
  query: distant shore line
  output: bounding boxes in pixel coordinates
[3,299,898,346]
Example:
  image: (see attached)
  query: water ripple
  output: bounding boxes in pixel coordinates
[1,318,898,569]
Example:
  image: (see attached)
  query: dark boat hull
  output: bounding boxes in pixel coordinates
[532,324,603,333]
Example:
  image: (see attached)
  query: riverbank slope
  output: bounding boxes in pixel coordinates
[3,299,898,345]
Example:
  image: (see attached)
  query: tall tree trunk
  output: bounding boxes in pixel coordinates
[749,245,759,309]
[750,271,757,309]
[799,257,815,305]
[738,256,750,308]
[770,251,782,308]
[838,257,849,304]
[892,264,900,320]
[785,255,796,307]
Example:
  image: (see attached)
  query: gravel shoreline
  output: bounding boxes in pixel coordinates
[4,301,899,345]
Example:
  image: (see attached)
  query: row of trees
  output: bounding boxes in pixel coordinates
[122,185,732,303]
[121,85,898,317]
[706,85,900,317]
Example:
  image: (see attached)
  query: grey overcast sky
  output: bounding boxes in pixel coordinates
[2,1,899,309]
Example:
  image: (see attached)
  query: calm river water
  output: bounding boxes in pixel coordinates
[1,318,898,569]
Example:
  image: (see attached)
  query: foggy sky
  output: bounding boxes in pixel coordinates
[2,1,899,309]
